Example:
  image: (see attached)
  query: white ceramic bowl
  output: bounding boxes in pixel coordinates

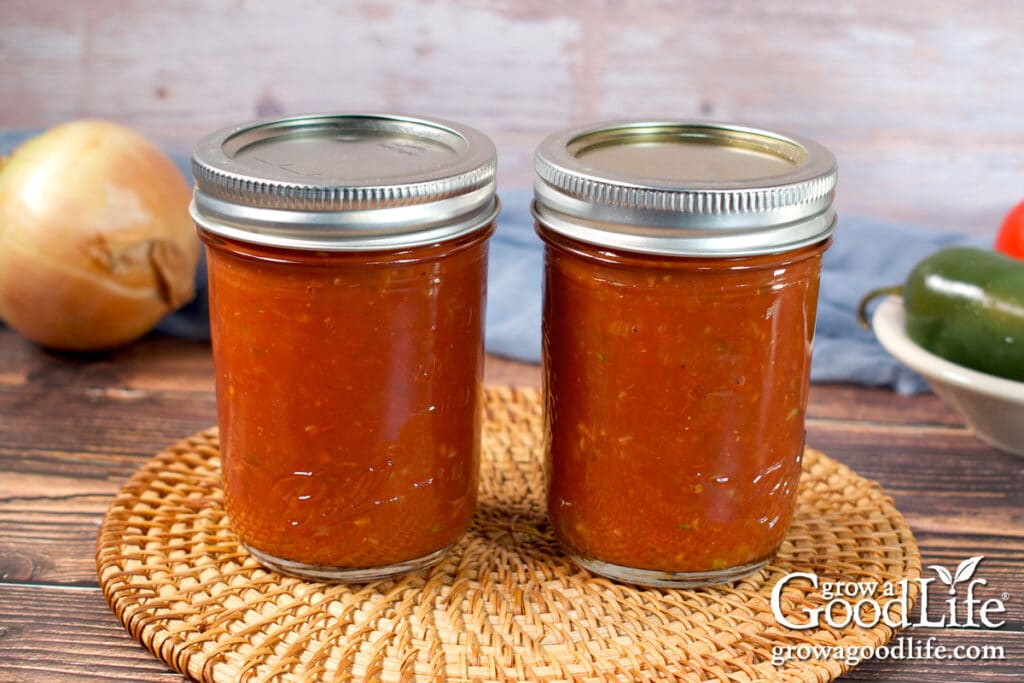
[872,295,1024,457]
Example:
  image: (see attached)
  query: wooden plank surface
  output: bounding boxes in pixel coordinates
[4,4,1023,678]
[0,326,1021,681]
[4,1,1024,233]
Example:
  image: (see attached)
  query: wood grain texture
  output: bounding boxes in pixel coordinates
[0,321,1021,681]
[0,584,186,682]
[3,1,1024,233]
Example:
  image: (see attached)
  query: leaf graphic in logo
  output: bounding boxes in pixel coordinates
[929,564,954,587]
[953,556,984,584]
[929,556,984,595]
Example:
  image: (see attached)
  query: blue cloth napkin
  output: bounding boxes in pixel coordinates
[488,191,985,395]
[1,130,985,393]
[809,215,985,394]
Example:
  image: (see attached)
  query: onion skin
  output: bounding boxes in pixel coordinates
[0,120,199,351]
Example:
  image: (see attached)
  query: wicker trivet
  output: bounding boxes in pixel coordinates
[97,386,921,683]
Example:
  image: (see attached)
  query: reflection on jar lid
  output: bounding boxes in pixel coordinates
[533,120,837,257]
[191,114,498,251]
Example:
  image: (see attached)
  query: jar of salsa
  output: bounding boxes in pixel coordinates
[533,121,837,587]
[190,114,498,581]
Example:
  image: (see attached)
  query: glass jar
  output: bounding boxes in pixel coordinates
[190,114,498,581]
[533,121,837,587]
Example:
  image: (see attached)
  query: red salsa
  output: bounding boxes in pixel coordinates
[203,230,491,570]
[533,120,837,586]
[190,114,499,580]
[540,230,827,575]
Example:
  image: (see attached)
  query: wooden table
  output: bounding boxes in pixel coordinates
[0,326,1020,682]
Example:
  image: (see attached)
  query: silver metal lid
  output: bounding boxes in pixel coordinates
[532,120,837,256]
[190,114,498,250]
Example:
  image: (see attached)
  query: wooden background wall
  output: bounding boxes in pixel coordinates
[3,0,1024,234]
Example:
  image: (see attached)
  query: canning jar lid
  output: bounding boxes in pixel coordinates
[190,113,498,251]
[533,120,837,256]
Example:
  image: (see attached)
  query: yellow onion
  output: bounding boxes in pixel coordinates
[0,120,199,351]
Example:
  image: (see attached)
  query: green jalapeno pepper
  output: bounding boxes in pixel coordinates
[859,246,1024,382]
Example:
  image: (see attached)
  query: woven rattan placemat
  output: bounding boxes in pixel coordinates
[97,386,921,682]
